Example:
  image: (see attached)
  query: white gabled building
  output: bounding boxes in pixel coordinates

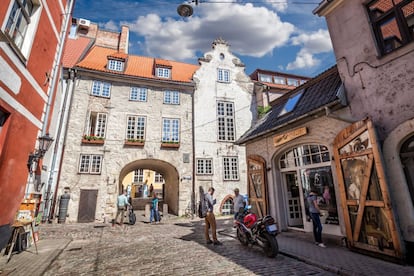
[193,38,254,214]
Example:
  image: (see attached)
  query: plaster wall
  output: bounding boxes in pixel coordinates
[59,77,193,221]
[325,0,414,141]
[193,41,254,211]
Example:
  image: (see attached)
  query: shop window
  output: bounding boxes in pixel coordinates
[280,144,330,169]
[367,0,414,55]
[400,135,414,205]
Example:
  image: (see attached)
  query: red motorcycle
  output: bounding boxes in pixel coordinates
[235,207,279,258]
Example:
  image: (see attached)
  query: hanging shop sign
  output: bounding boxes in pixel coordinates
[273,127,307,147]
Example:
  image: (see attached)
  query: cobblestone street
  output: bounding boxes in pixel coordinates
[41,215,333,276]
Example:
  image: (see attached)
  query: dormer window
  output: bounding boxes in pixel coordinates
[157,67,171,78]
[279,90,303,116]
[108,59,124,71]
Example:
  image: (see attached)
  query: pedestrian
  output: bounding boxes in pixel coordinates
[233,188,244,226]
[149,183,154,197]
[205,187,222,245]
[150,192,159,224]
[114,190,130,225]
[307,189,326,248]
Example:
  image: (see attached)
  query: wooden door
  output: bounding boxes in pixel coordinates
[77,189,98,223]
[247,156,267,217]
[333,118,402,258]
[284,172,303,227]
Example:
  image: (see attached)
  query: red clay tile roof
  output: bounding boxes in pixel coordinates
[107,52,128,60]
[76,46,199,83]
[62,36,94,68]
[154,58,172,68]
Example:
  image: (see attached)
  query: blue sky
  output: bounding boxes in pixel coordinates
[73,0,336,77]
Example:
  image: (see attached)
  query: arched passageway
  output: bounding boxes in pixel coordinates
[119,159,180,215]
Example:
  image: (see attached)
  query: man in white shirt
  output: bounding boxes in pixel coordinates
[114,190,130,225]
[233,188,245,226]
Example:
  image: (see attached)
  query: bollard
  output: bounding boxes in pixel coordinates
[163,203,168,220]
[145,204,151,222]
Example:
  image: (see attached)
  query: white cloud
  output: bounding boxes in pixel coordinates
[100,20,119,31]
[287,29,332,70]
[125,2,295,61]
[265,0,288,12]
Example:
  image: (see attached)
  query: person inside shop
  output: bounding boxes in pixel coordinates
[149,183,154,197]
[307,189,326,248]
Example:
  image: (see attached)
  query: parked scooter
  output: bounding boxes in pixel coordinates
[235,206,279,258]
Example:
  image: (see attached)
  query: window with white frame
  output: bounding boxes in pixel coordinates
[287,78,299,86]
[79,154,103,174]
[217,101,235,141]
[367,0,414,55]
[274,76,286,85]
[134,169,144,183]
[218,68,230,83]
[156,67,171,78]
[155,172,164,183]
[196,158,213,175]
[259,74,272,83]
[130,87,147,102]
[91,80,111,98]
[223,157,239,180]
[162,118,179,143]
[126,115,146,141]
[4,0,37,50]
[107,59,124,71]
[164,91,180,104]
[86,112,107,138]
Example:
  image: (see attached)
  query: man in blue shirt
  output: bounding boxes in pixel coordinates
[114,190,130,225]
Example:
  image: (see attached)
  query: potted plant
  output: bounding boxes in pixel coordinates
[82,135,105,144]
[124,138,145,146]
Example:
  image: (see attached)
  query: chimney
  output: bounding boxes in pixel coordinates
[119,25,129,54]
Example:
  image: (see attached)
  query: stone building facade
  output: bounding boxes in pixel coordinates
[193,39,254,214]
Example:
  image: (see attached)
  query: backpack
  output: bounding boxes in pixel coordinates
[198,194,208,218]
[198,200,207,218]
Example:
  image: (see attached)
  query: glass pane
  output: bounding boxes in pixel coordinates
[367,165,384,201]
[342,157,368,200]
[368,0,394,19]
[301,166,338,225]
[403,2,414,38]
[359,207,394,250]
[380,17,403,53]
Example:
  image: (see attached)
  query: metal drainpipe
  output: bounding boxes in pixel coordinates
[191,85,196,215]
[49,70,77,221]
[42,69,75,222]
[40,0,74,221]
[41,0,73,135]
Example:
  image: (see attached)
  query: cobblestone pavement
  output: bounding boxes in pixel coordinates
[40,215,334,276]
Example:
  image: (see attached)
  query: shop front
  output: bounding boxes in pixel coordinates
[279,144,340,236]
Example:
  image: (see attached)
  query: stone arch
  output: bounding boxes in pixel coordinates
[118,158,180,215]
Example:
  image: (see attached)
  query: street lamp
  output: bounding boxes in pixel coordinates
[27,133,54,175]
[177,0,199,17]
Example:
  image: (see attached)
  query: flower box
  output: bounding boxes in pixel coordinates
[161,142,180,148]
[82,135,105,145]
[124,140,145,147]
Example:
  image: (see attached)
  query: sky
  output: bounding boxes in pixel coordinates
[73,0,336,77]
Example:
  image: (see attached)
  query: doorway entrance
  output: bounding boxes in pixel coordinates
[283,172,302,227]
[279,144,339,232]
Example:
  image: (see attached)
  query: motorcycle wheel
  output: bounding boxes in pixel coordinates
[237,228,249,246]
[263,233,279,258]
